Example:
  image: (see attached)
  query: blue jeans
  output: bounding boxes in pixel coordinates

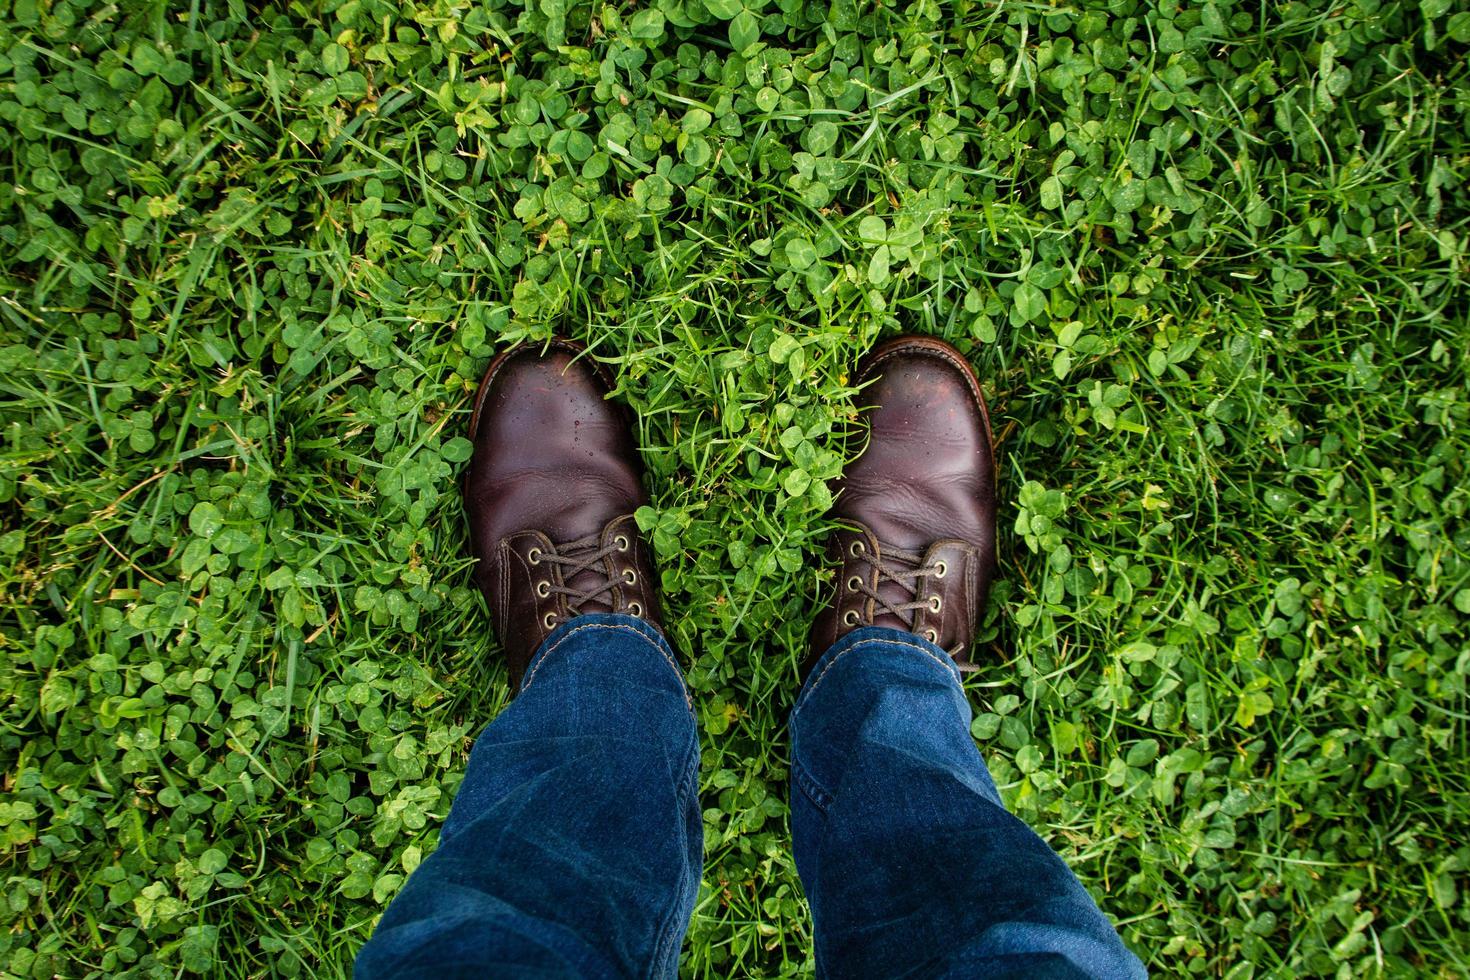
[355,615,1146,979]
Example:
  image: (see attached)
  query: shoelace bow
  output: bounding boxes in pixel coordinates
[531,532,641,626]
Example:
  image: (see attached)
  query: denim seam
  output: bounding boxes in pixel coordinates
[521,622,692,711]
[649,733,701,978]
[669,730,700,827]
[790,757,833,813]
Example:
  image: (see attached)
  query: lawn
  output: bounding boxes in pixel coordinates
[2,0,1469,975]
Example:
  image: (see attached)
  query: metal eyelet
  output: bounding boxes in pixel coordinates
[929,595,942,612]
[614,535,630,552]
[849,540,866,557]
[543,612,557,629]
[535,581,550,597]
[842,610,861,626]
[623,569,638,585]
[847,575,862,592]
[924,628,938,643]
[933,561,947,579]
[527,547,542,565]
[627,602,643,616]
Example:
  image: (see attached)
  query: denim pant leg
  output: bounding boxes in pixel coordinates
[356,614,702,980]
[790,626,1147,980]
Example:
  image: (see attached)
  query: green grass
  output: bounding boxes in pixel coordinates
[2,0,1468,975]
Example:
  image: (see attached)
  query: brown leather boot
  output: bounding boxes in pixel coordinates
[808,335,997,672]
[465,339,663,687]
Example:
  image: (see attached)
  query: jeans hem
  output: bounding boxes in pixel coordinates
[519,613,692,712]
[793,626,962,717]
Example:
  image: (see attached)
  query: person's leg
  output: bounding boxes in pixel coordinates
[794,335,1144,977]
[356,339,699,977]
[355,613,700,979]
[791,626,1145,979]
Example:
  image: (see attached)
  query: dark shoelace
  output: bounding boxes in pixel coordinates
[845,540,947,630]
[528,532,643,628]
[848,540,977,666]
